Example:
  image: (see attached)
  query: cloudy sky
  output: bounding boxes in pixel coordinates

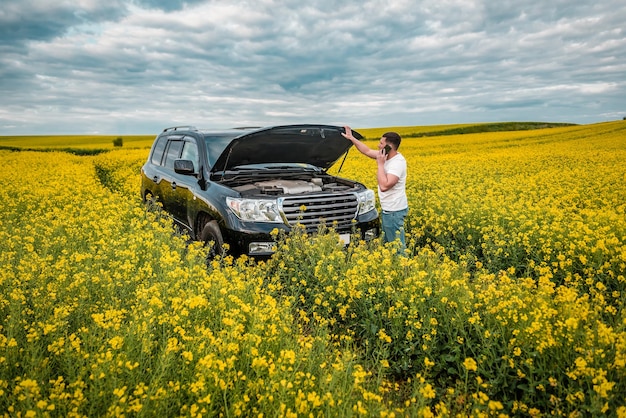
[1,0,625,135]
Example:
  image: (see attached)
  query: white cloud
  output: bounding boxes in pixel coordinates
[0,0,625,134]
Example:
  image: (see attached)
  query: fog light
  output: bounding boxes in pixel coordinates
[364,228,378,241]
[249,242,275,255]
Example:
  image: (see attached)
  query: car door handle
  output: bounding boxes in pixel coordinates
[152,176,159,182]
[171,182,177,190]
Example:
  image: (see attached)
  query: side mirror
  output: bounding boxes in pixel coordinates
[174,159,196,175]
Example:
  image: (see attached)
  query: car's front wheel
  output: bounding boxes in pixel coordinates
[200,220,225,259]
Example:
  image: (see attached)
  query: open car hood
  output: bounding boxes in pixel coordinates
[210,125,363,173]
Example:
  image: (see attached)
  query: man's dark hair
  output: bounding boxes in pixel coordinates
[383,132,401,150]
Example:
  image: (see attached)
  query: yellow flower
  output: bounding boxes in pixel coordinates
[378,329,392,343]
[182,351,193,362]
[419,383,436,399]
[463,357,478,372]
[488,400,504,411]
[109,336,124,350]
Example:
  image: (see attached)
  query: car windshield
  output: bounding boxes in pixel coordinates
[203,133,243,167]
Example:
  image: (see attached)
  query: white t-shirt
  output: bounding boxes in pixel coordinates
[379,153,408,211]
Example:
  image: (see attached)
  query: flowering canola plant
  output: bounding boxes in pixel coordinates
[1,120,625,417]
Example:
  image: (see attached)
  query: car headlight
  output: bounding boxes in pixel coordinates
[357,189,376,215]
[226,197,283,223]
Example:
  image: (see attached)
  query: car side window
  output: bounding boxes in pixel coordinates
[181,139,199,172]
[164,140,184,170]
[150,136,168,165]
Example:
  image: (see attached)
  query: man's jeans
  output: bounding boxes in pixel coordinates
[381,207,408,252]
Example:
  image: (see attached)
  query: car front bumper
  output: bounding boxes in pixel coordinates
[221,216,380,257]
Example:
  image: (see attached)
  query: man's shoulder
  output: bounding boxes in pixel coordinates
[390,153,407,166]
[385,153,407,177]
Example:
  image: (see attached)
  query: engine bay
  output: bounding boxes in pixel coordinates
[229,175,360,196]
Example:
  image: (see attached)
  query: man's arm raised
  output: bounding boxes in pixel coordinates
[341,126,378,159]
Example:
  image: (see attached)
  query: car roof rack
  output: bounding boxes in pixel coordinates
[163,125,197,133]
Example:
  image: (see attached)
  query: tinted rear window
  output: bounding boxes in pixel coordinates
[150,136,167,165]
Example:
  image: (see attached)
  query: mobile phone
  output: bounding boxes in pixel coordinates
[383,145,392,155]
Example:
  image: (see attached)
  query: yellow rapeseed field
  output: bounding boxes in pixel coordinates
[1,121,625,417]
[0,134,155,151]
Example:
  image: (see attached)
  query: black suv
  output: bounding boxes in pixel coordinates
[140,124,380,257]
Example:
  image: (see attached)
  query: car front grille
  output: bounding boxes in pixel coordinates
[280,193,359,231]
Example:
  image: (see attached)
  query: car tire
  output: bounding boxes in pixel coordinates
[200,220,224,259]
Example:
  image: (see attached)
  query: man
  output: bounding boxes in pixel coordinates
[342,126,408,252]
